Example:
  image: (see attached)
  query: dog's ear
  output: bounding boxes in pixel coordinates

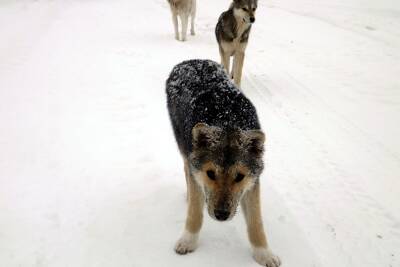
[192,123,222,149]
[241,129,265,156]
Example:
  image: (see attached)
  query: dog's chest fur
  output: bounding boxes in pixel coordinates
[221,21,250,55]
[235,19,251,41]
[216,9,251,55]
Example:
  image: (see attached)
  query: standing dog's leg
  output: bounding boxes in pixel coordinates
[241,183,281,267]
[175,160,204,254]
[231,52,237,80]
[233,51,245,87]
[180,14,189,41]
[219,46,230,75]
[190,0,196,35]
[172,13,179,40]
[184,158,190,202]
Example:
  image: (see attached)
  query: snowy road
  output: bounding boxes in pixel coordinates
[0,0,399,266]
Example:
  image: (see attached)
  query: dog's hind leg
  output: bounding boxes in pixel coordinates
[175,160,204,254]
[241,183,281,267]
[172,13,179,40]
[190,0,196,35]
[180,14,189,41]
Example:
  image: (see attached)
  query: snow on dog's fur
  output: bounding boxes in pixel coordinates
[166,59,281,267]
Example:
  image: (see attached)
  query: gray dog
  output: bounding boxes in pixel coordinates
[216,0,258,87]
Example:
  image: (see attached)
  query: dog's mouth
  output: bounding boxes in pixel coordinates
[243,17,255,24]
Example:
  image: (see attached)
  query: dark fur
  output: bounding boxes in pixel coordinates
[166,59,264,175]
[167,60,280,266]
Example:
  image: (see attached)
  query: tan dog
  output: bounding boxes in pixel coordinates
[167,0,196,41]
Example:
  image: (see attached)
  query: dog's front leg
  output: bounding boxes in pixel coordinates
[175,171,204,254]
[231,52,237,80]
[190,0,196,35]
[172,13,179,40]
[241,183,281,267]
[180,14,189,41]
[219,47,230,75]
[233,51,245,87]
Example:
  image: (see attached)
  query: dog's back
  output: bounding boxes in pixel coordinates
[166,59,260,156]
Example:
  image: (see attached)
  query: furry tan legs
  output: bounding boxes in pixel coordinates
[241,183,281,267]
[175,160,204,254]
[219,49,246,87]
[172,13,179,40]
[233,51,245,87]
[190,1,196,35]
[219,48,231,76]
[171,12,193,41]
[180,14,189,41]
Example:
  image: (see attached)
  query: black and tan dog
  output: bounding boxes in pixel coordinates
[215,0,258,87]
[166,59,281,267]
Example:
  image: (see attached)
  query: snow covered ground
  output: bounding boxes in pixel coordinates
[1,0,399,266]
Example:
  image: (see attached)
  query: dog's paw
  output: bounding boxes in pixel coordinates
[175,35,179,41]
[253,247,281,267]
[191,30,195,36]
[181,37,187,42]
[174,231,198,255]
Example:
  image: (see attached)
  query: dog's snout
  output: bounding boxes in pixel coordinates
[214,209,230,221]
[250,17,255,23]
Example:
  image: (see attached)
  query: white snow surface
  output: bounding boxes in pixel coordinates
[1,0,399,266]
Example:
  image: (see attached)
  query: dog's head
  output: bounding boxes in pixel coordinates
[189,123,265,221]
[232,0,258,24]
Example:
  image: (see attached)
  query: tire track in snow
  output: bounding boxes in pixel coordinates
[242,60,400,267]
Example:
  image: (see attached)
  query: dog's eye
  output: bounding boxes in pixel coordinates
[207,170,216,180]
[235,173,245,183]
[252,8,256,11]
[242,7,248,12]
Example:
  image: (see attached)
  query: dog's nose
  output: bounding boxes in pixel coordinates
[214,209,230,221]
[250,17,255,23]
